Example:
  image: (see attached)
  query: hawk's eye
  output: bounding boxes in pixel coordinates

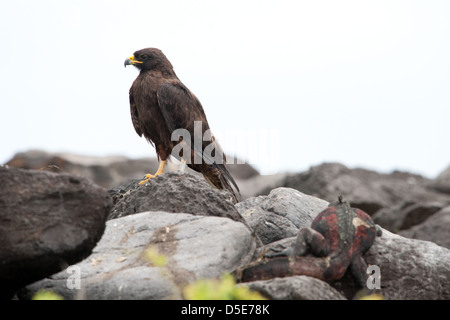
[139,54,148,60]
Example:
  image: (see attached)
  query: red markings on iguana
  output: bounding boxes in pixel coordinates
[236,196,382,287]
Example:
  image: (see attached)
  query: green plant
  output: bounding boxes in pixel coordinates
[183,273,266,300]
[32,290,64,300]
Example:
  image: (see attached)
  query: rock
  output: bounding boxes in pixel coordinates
[430,164,450,194]
[240,275,346,300]
[0,166,112,299]
[107,178,141,205]
[224,161,260,180]
[20,211,256,300]
[399,206,450,249]
[372,201,445,232]
[108,171,245,225]
[363,229,450,300]
[236,172,289,200]
[277,163,450,215]
[5,151,449,300]
[5,150,263,200]
[236,188,329,245]
[251,228,450,300]
[5,150,161,189]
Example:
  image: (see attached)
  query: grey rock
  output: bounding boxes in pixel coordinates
[373,201,445,232]
[108,171,245,225]
[20,211,256,300]
[236,188,329,245]
[236,172,289,200]
[5,150,161,189]
[5,150,261,197]
[399,206,450,249]
[248,228,450,300]
[0,166,112,299]
[278,162,450,215]
[365,229,450,300]
[241,275,346,300]
[6,151,449,301]
[430,164,450,194]
[107,178,141,205]
[224,160,260,180]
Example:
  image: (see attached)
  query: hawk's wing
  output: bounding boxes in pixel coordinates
[129,90,143,137]
[156,81,239,194]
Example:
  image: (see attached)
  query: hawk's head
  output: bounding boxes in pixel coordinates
[124,48,173,72]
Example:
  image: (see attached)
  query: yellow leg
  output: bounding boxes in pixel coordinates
[139,160,166,186]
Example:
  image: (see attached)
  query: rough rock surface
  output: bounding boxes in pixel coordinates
[248,228,450,300]
[5,150,160,189]
[0,166,112,299]
[237,173,289,200]
[241,275,346,300]
[108,171,245,225]
[4,150,450,300]
[20,211,256,300]
[399,206,450,249]
[5,150,262,196]
[236,188,329,245]
[276,162,450,215]
[430,164,450,193]
[372,201,445,232]
[365,229,450,300]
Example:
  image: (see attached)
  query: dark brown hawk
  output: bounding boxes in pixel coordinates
[124,48,240,202]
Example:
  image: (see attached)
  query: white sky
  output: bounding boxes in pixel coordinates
[1,0,449,177]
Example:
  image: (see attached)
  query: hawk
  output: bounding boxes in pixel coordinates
[124,48,240,202]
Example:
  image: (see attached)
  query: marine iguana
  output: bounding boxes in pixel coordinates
[236,196,382,287]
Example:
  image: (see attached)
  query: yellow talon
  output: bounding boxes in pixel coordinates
[139,160,166,186]
[138,174,155,186]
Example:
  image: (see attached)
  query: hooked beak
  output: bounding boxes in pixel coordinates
[124,55,143,67]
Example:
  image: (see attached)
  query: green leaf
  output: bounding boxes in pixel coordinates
[32,290,64,300]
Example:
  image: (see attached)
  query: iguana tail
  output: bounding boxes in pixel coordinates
[235,256,346,283]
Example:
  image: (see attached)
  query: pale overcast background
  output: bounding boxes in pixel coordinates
[1,0,449,177]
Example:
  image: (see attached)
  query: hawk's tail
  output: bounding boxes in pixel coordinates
[203,164,240,203]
